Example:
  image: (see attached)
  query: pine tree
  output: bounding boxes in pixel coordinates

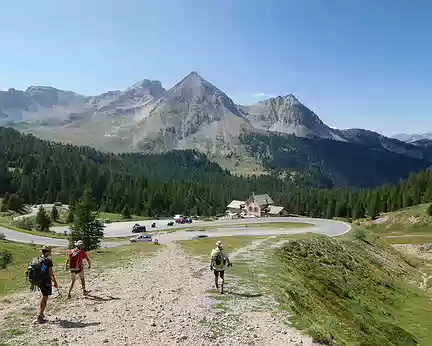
[325,200,335,219]
[51,205,59,222]
[122,204,132,220]
[66,209,75,223]
[352,200,365,219]
[1,192,10,211]
[36,206,52,232]
[8,193,24,212]
[367,193,379,220]
[69,189,104,250]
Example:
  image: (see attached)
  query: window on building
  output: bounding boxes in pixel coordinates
[254,207,258,213]
[249,206,253,212]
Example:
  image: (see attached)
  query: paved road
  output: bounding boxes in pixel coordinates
[2,216,351,248]
[13,204,70,221]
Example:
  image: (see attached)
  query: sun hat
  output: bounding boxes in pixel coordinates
[74,240,84,247]
[216,240,223,247]
[41,245,51,252]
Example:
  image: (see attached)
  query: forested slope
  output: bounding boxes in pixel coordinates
[1,126,432,220]
[239,132,431,188]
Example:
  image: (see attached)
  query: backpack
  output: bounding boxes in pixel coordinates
[213,250,224,266]
[26,257,47,287]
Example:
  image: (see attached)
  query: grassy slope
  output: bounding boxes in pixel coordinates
[268,232,432,345]
[366,203,432,244]
[0,240,159,298]
[181,230,432,345]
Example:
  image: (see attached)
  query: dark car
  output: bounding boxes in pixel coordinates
[151,222,156,228]
[132,224,146,233]
[167,221,174,226]
[191,235,208,240]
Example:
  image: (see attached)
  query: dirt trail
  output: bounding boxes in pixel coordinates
[1,243,315,346]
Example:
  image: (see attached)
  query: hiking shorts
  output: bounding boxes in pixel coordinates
[70,268,83,274]
[213,270,225,279]
[38,284,52,297]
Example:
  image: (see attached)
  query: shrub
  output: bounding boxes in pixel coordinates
[0,250,13,269]
[13,217,34,231]
[426,204,432,217]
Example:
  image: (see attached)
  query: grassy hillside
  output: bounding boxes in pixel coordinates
[365,203,432,244]
[269,232,431,345]
[181,230,432,345]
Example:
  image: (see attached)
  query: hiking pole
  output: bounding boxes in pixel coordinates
[55,285,62,298]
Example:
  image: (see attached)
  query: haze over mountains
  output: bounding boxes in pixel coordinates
[1,71,432,187]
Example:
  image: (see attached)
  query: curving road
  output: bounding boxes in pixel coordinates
[2,215,351,248]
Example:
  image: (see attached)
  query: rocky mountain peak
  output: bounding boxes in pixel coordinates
[124,79,165,100]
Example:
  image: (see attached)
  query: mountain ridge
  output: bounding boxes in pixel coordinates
[1,71,432,185]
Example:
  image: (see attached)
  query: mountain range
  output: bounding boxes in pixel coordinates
[1,71,432,187]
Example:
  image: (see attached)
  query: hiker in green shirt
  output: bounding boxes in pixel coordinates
[210,240,232,294]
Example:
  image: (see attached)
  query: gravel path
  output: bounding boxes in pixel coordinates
[1,242,317,346]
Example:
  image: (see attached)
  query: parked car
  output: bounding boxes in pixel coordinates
[104,219,112,224]
[191,235,208,240]
[151,222,156,228]
[130,234,153,243]
[167,221,174,226]
[175,219,182,224]
[54,201,62,207]
[132,224,146,233]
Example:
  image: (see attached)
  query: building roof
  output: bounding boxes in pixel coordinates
[227,200,245,209]
[247,194,274,206]
[267,205,285,215]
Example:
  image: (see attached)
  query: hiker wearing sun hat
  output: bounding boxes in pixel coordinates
[28,245,58,323]
[210,240,232,294]
[66,240,91,298]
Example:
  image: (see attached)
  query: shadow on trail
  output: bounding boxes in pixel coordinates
[224,291,263,298]
[57,319,101,329]
[84,294,120,302]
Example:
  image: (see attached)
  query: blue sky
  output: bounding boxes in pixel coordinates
[1,0,431,135]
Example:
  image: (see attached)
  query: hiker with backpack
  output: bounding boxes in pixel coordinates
[210,240,232,294]
[66,240,91,298]
[27,245,59,323]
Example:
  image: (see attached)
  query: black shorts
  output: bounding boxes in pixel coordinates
[70,268,83,274]
[38,284,52,297]
[213,270,225,278]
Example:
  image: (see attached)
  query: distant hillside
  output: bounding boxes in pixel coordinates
[239,131,431,188]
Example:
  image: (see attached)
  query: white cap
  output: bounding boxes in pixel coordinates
[216,240,223,247]
[75,240,84,247]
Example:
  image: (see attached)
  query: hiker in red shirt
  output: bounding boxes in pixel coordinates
[66,240,91,298]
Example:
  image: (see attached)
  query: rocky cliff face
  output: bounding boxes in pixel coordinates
[240,94,345,140]
[131,71,253,154]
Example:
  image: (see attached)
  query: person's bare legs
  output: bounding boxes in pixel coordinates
[214,270,219,291]
[39,296,48,320]
[220,271,225,294]
[79,270,88,294]
[68,272,76,298]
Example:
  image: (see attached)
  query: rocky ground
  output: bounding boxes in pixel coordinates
[0,242,316,346]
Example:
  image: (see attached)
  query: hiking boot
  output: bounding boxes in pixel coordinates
[37,315,47,324]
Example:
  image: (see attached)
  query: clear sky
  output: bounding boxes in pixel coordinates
[1,0,431,135]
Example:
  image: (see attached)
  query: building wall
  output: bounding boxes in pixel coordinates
[245,201,261,217]
[228,208,243,214]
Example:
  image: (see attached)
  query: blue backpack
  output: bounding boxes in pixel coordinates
[26,257,48,287]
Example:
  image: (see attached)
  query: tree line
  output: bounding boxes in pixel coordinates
[1,126,432,221]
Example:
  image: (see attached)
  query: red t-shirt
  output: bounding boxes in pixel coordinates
[68,248,89,270]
